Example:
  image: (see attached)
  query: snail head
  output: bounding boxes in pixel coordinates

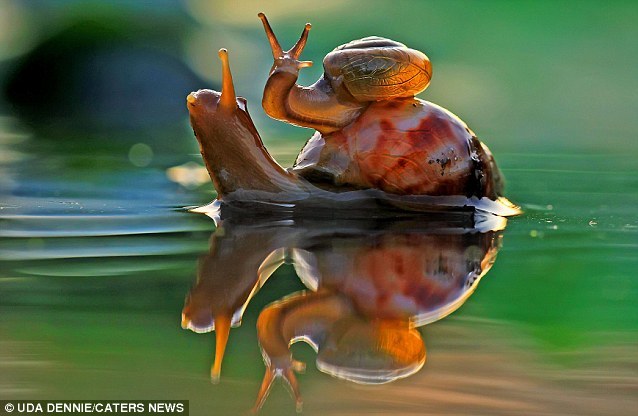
[186,49,248,120]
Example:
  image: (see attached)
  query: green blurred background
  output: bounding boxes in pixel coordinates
[0,1,636,415]
[2,0,637,155]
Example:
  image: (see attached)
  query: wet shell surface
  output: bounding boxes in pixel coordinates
[324,37,432,101]
[293,98,503,199]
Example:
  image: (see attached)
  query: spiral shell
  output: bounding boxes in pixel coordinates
[324,36,432,102]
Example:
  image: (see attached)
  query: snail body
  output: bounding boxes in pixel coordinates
[186,14,518,215]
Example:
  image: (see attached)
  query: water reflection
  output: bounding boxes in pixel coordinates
[181,205,506,412]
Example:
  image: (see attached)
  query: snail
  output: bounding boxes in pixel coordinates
[258,13,431,134]
[181,226,289,382]
[186,14,520,216]
[253,291,426,413]
[180,206,506,411]
[252,227,502,412]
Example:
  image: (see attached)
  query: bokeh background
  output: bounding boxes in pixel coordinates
[0,1,636,415]
[2,0,637,156]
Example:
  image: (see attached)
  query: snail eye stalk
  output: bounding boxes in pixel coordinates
[218,48,237,111]
[258,12,312,61]
[210,313,231,383]
[258,13,284,58]
[289,23,311,59]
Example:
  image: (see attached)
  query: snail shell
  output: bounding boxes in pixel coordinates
[324,37,432,102]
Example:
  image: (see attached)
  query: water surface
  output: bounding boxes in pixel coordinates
[0,119,636,415]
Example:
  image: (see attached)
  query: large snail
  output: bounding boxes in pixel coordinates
[180,210,505,412]
[186,14,519,216]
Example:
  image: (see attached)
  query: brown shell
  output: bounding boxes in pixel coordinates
[292,98,503,199]
[294,231,501,323]
[324,36,432,102]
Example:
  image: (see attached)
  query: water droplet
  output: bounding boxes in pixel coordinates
[166,162,210,189]
[128,143,153,167]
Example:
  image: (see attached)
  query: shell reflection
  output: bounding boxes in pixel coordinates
[181,208,506,412]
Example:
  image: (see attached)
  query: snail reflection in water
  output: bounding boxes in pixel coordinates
[186,14,520,216]
[181,207,505,412]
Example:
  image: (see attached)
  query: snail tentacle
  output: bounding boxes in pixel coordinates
[258,13,283,59]
[259,13,366,134]
[217,49,237,111]
[289,23,312,59]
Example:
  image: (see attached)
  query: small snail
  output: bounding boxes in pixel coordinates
[259,13,431,134]
[253,291,426,413]
[186,14,519,215]
[252,223,502,412]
